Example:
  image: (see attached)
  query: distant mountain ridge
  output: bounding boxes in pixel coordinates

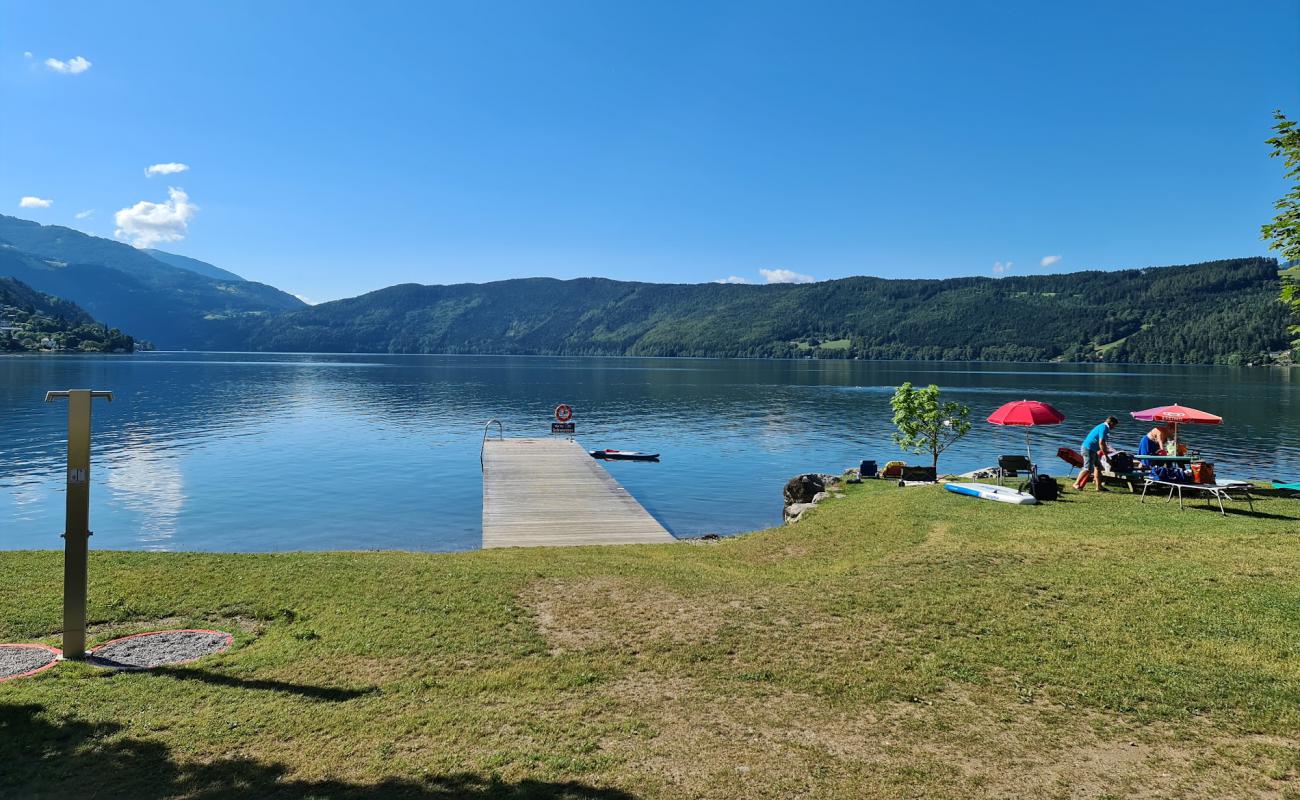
[144,249,244,282]
[229,257,1291,365]
[0,215,303,348]
[0,215,1289,363]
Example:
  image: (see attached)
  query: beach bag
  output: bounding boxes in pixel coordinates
[1190,461,1215,485]
[1027,473,1059,501]
[1153,465,1180,483]
[901,466,937,483]
[1109,451,1135,474]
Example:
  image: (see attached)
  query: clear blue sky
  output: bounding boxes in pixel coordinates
[2,1,1298,302]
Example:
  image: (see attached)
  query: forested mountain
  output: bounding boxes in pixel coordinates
[0,276,136,353]
[0,215,303,347]
[0,213,1288,363]
[231,257,1291,365]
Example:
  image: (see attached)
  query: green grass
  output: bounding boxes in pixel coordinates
[815,338,852,350]
[4,482,1300,798]
[792,338,851,352]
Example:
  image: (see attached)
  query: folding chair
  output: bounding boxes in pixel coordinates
[997,455,1033,486]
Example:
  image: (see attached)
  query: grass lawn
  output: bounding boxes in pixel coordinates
[3,481,1300,798]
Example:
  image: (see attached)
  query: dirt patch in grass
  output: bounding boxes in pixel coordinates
[520,578,725,655]
[746,542,813,564]
[593,673,1294,799]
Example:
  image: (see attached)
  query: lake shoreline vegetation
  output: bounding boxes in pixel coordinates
[0,276,140,354]
[4,479,1300,798]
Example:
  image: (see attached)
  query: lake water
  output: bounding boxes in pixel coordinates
[2,353,1298,552]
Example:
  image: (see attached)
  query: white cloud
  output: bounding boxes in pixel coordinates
[292,294,318,305]
[759,268,815,284]
[23,51,32,59]
[19,196,52,208]
[145,162,190,177]
[114,187,198,248]
[715,276,751,284]
[75,209,94,219]
[992,260,1014,275]
[44,55,91,74]
[1040,254,1062,268]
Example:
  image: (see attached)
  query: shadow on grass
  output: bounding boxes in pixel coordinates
[154,666,379,701]
[0,704,637,799]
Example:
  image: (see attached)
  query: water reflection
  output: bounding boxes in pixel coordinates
[104,439,185,550]
[1,352,1297,551]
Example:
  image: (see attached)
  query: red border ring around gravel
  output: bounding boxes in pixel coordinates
[0,643,62,683]
[88,629,234,670]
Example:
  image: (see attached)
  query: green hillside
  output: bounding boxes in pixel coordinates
[0,216,303,348]
[0,276,137,353]
[0,212,1287,364]
[233,257,1291,365]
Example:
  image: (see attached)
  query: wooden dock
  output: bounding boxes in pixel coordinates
[482,438,674,548]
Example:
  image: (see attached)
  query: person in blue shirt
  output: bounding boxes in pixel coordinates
[1074,416,1119,492]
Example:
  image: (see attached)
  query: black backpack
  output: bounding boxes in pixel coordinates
[1025,473,1059,501]
[1109,451,1135,473]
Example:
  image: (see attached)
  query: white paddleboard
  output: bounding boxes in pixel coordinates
[944,482,1038,505]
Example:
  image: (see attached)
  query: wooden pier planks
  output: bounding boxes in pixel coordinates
[482,438,673,548]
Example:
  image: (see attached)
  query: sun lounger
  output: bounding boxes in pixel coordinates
[1056,447,1083,478]
[1273,480,1300,492]
[1140,478,1255,515]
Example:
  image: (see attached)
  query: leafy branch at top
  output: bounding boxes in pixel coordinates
[1262,109,1300,348]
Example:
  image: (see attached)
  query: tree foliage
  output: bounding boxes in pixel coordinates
[1262,110,1300,349]
[889,382,971,472]
[0,277,136,353]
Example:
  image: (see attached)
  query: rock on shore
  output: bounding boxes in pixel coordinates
[783,472,845,523]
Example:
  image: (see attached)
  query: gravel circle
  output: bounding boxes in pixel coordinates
[88,630,232,670]
[0,644,60,682]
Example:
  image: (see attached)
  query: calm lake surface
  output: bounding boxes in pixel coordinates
[2,353,1298,552]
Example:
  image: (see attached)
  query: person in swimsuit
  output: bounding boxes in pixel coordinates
[1137,423,1171,467]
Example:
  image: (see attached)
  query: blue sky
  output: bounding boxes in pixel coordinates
[2,1,1298,302]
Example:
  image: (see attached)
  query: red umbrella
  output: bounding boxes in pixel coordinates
[1130,403,1221,451]
[987,400,1067,427]
[1129,403,1222,425]
[988,400,1067,460]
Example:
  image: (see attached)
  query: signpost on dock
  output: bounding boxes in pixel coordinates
[552,404,575,435]
[45,389,113,660]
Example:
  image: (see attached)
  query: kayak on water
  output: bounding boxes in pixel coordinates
[590,449,660,461]
[943,481,1038,505]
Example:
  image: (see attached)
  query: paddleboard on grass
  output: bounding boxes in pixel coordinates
[944,482,1038,505]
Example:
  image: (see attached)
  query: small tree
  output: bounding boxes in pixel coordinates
[1261,110,1300,349]
[890,382,971,473]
